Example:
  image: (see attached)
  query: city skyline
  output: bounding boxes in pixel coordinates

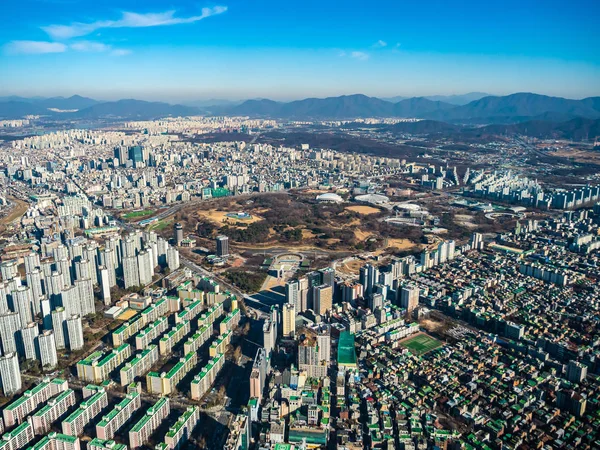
[1,0,599,101]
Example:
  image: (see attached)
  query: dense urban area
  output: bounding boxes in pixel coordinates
[0,108,598,450]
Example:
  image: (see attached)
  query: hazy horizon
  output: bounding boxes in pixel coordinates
[1,90,599,105]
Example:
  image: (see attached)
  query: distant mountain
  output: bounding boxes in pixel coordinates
[0,101,48,118]
[225,94,454,119]
[71,99,199,119]
[0,96,44,103]
[183,98,243,108]
[225,93,600,121]
[381,96,407,103]
[381,92,489,105]
[393,98,454,117]
[36,95,99,111]
[227,99,283,116]
[423,92,489,105]
[1,92,599,123]
[426,93,600,123]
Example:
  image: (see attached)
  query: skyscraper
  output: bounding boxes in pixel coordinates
[98,266,111,306]
[137,250,154,286]
[216,235,229,257]
[471,232,484,251]
[174,223,184,246]
[123,256,140,289]
[14,286,34,327]
[51,307,68,350]
[359,264,377,298]
[282,303,296,338]
[66,315,84,351]
[0,352,21,396]
[313,285,333,316]
[285,280,300,312]
[17,322,39,360]
[399,285,419,313]
[167,247,180,272]
[129,145,144,165]
[36,330,58,369]
[263,319,275,357]
[25,269,43,316]
[317,326,331,365]
[75,278,95,317]
[0,311,20,354]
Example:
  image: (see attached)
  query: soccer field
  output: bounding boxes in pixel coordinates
[400,333,443,355]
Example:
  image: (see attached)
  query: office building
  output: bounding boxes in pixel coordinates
[312,284,333,315]
[399,285,420,313]
[359,264,378,298]
[216,235,229,257]
[282,303,296,338]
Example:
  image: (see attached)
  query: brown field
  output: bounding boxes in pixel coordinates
[549,148,600,164]
[301,229,317,239]
[0,197,28,225]
[117,309,138,321]
[304,189,330,194]
[354,229,373,241]
[338,259,363,275]
[385,238,417,250]
[345,205,381,215]
[197,209,264,226]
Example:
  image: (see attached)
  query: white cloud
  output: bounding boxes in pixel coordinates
[351,51,369,61]
[70,41,111,52]
[111,49,132,57]
[69,41,131,55]
[373,40,387,48]
[4,40,67,54]
[42,6,228,40]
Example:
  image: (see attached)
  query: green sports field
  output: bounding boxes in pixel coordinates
[400,333,443,355]
[122,210,155,220]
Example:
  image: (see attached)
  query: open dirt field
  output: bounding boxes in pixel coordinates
[345,205,381,215]
[385,238,416,250]
[548,148,600,164]
[197,209,264,226]
[354,229,373,241]
[0,197,28,225]
[301,229,317,239]
[337,259,363,275]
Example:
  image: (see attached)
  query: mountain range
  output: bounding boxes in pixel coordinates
[382,92,489,105]
[219,93,600,123]
[0,93,599,136]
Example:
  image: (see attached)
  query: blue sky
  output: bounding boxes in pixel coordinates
[1,0,599,101]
